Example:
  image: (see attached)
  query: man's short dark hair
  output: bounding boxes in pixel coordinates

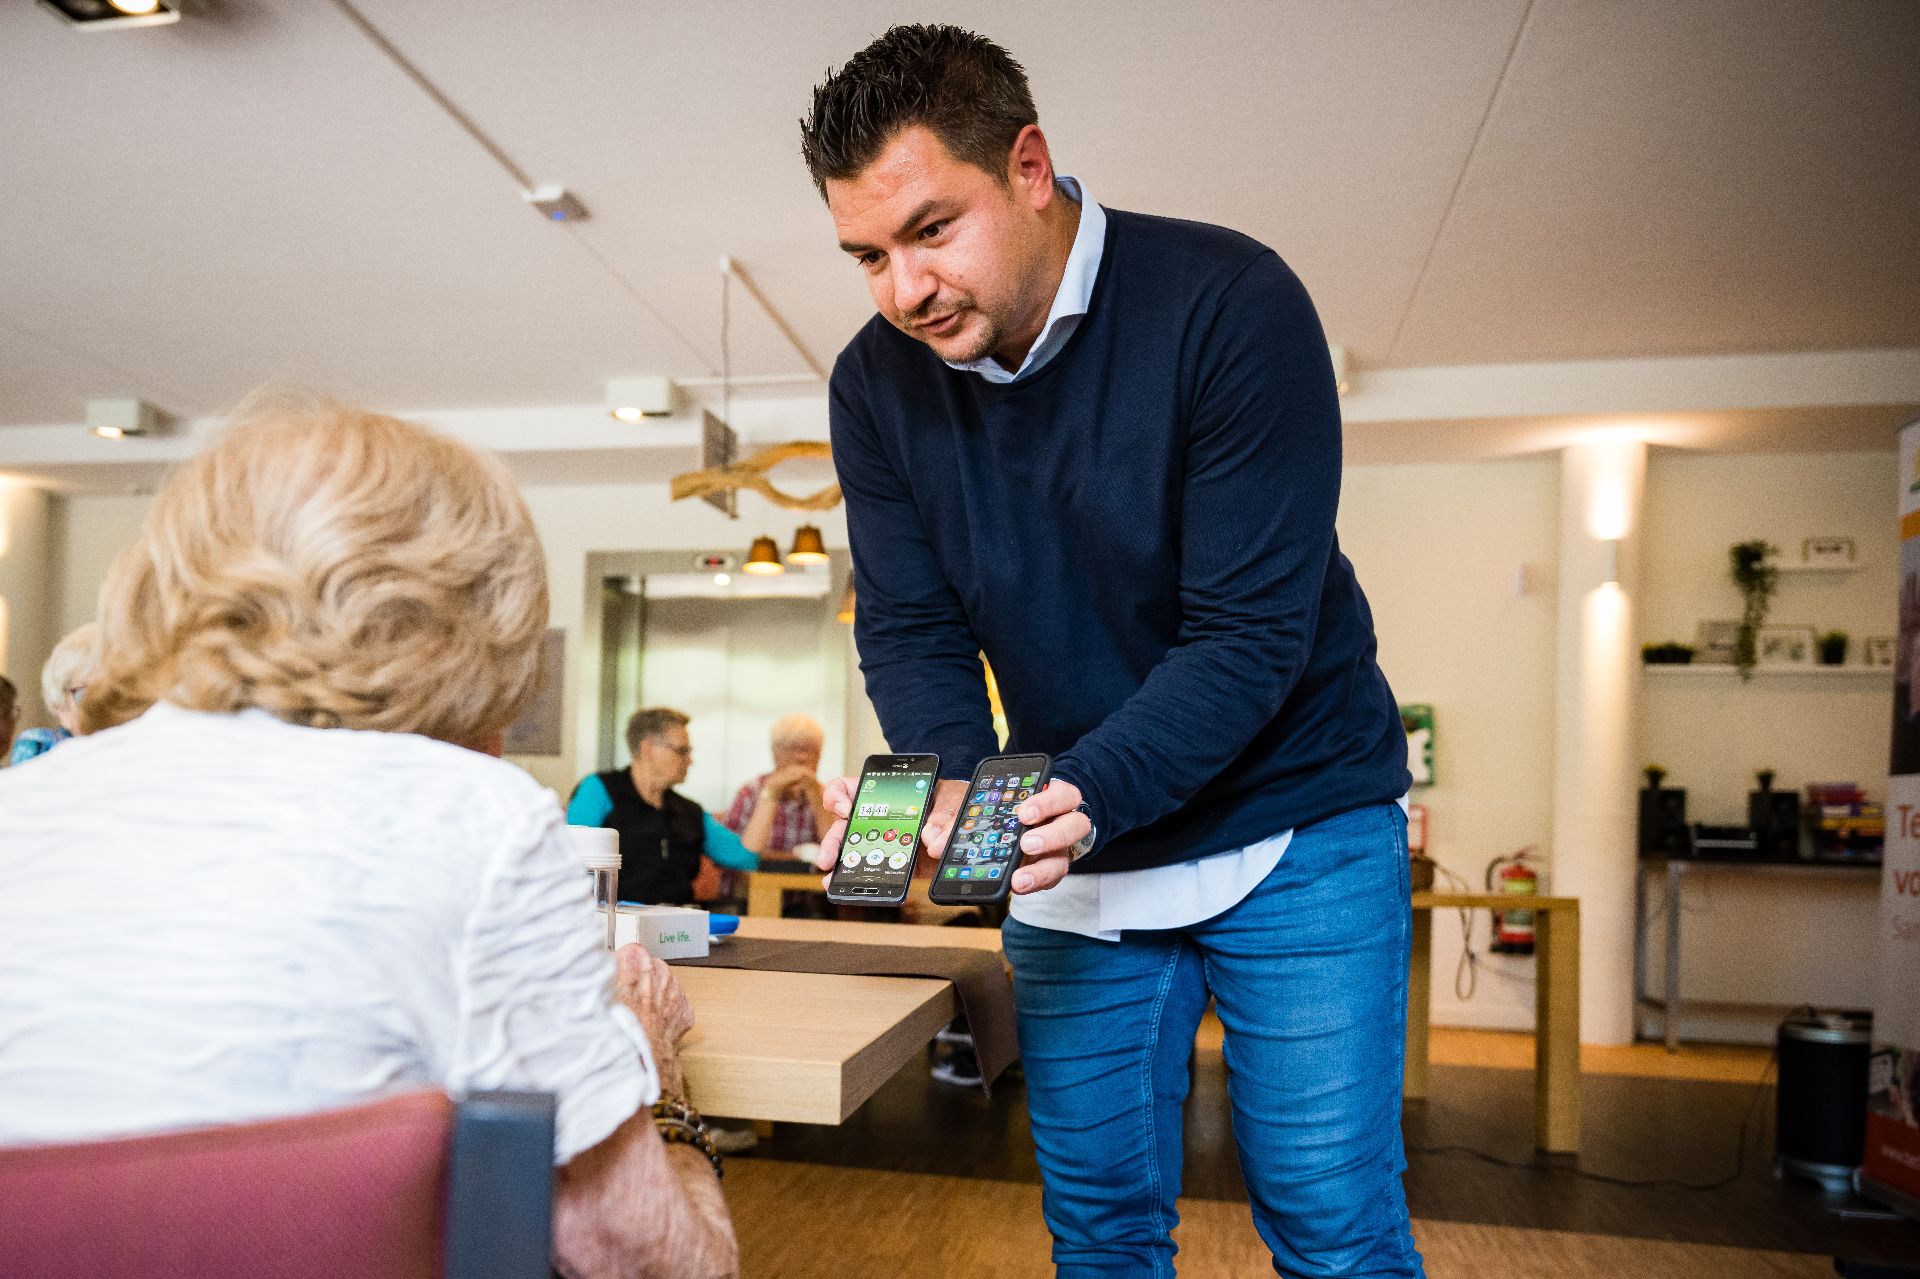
[800,24,1037,198]
[625,707,690,757]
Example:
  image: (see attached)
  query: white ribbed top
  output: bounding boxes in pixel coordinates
[0,703,653,1163]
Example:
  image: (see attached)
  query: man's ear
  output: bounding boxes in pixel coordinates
[1006,124,1057,212]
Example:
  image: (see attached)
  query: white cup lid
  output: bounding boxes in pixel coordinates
[567,824,621,870]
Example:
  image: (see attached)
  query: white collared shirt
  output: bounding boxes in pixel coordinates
[943,176,1108,383]
[954,177,1293,940]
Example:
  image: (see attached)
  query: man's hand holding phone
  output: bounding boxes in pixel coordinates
[814,775,967,878]
[813,770,1090,896]
[1006,779,1091,893]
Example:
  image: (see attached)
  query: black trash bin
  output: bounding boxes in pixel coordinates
[1775,1009,1872,1187]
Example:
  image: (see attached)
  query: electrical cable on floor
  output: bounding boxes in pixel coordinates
[1409,1023,1786,1193]
[1431,863,1480,1001]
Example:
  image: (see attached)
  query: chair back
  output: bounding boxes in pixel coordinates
[0,1090,555,1279]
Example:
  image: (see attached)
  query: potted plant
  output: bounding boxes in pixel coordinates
[1644,764,1667,791]
[1817,631,1848,666]
[1641,641,1696,665]
[1729,540,1778,680]
[1755,768,1776,793]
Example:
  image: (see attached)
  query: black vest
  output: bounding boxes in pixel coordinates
[596,769,706,905]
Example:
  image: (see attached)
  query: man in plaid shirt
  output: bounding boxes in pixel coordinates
[721,714,831,864]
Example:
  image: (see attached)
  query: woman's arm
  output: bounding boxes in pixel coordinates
[736,783,779,855]
[701,813,760,872]
[555,949,737,1279]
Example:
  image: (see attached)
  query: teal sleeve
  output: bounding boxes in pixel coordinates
[565,773,614,827]
[703,813,760,871]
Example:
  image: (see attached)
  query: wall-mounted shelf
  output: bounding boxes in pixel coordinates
[1772,562,1861,574]
[1643,664,1888,679]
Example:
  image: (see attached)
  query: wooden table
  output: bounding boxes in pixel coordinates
[703,897,1583,1153]
[745,869,976,925]
[1407,891,1581,1153]
[745,869,825,919]
[674,918,995,1125]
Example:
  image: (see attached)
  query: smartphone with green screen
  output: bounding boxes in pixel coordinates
[825,753,941,907]
[926,753,1052,906]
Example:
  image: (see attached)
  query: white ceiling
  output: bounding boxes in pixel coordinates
[0,0,1916,429]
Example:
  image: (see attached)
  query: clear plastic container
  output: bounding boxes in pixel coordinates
[567,825,622,951]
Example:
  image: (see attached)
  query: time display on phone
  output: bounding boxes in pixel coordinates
[829,757,938,899]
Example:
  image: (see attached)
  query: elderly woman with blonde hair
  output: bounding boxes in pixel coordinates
[9,622,101,765]
[0,393,737,1278]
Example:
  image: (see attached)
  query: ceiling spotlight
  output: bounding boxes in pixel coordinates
[787,524,829,565]
[607,375,678,422]
[742,536,785,576]
[1328,345,1352,397]
[37,0,180,28]
[86,397,163,439]
[712,573,732,587]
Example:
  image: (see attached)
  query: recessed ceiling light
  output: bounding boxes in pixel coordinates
[37,0,180,28]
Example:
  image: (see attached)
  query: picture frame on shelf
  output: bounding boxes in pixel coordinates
[1801,536,1856,568]
[1864,636,1895,668]
[1694,619,1740,666]
[1756,624,1816,667]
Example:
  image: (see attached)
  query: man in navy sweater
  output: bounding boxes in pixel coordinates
[803,26,1422,1278]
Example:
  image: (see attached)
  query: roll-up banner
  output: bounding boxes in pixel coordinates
[1866,414,1920,1216]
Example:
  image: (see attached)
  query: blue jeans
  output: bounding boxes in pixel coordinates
[1002,804,1424,1278]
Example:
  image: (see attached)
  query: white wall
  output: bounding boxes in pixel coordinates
[639,593,849,815]
[0,480,55,727]
[1339,456,1562,1031]
[51,482,857,799]
[1635,448,1895,1038]
[44,446,1899,1043]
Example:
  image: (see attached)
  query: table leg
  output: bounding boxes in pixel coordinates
[1664,860,1684,1053]
[1534,905,1581,1153]
[1404,906,1432,1100]
[747,874,784,919]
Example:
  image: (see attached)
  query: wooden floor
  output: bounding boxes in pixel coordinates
[1426,1026,1775,1084]
[1192,1015,1776,1085]
[728,1160,1835,1277]
[734,1024,1920,1276]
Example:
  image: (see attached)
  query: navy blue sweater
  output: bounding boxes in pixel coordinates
[829,208,1408,874]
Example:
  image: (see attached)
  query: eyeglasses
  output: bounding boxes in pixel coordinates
[652,740,693,758]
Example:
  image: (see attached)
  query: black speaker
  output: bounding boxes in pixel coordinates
[1638,787,1688,856]
[1749,789,1801,860]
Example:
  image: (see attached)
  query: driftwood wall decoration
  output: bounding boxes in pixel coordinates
[670,441,841,511]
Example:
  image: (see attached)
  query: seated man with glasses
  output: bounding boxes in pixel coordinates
[567,707,758,906]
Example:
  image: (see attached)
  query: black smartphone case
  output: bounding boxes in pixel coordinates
[926,754,1053,906]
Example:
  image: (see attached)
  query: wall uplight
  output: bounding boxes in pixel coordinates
[1600,538,1622,585]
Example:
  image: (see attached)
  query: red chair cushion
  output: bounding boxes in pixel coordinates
[0,1091,453,1279]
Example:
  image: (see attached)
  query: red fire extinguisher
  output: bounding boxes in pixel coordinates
[1486,848,1538,955]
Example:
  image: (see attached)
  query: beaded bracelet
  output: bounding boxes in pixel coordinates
[651,1096,722,1178]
